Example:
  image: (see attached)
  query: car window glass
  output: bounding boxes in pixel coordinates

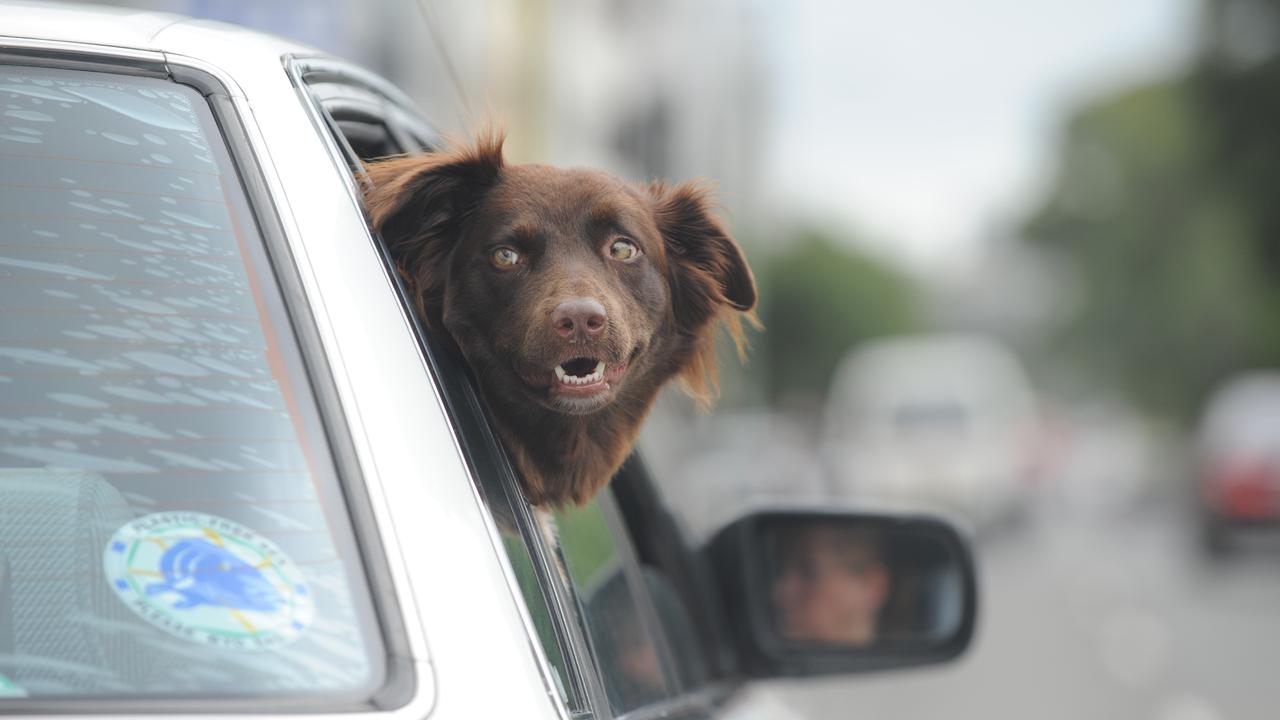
[0,65,385,704]
[554,498,677,715]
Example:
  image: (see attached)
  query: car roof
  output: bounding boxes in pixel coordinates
[1,0,316,61]
[2,0,183,49]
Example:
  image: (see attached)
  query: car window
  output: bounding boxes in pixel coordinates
[0,64,386,704]
[305,78,429,162]
[553,496,681,716]
[335,116,403,160]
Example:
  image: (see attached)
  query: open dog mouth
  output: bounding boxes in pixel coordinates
[515,352,634,412]
[549,355,629,398]
[554,357,606,387]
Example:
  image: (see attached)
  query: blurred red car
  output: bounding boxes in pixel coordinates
[1196,372,1280,554]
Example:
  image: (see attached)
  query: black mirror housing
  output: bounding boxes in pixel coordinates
[706,509,978,678]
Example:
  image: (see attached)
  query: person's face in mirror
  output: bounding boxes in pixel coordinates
[771,523,890,647]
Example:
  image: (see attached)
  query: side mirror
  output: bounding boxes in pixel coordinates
[706,510,977,677]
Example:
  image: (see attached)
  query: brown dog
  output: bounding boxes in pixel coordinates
[363,132,756,506]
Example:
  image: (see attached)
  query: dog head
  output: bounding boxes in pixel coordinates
[363,131,756,505]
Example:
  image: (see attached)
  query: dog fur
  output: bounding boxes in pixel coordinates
[363,131,756,506]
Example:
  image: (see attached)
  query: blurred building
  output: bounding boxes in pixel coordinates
[392,0,773,228]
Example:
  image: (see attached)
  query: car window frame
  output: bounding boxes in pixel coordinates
[0,43,418,715]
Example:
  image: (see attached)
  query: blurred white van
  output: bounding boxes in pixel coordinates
[823,334,1041,526]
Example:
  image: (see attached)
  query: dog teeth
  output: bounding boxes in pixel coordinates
[555,363,606,386]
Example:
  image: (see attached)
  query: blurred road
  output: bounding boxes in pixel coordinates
[764,496,1280,720]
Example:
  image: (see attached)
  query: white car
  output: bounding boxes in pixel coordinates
[824,334,1041,527]
[0,3,977,718]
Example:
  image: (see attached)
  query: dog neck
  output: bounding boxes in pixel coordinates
[481,382,661,507]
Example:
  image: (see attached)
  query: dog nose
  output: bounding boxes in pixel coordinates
[551,298,607,341]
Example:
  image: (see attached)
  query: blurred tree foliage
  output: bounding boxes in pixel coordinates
[1197,0,1280,283]
[1023,0,1280,418]
[755,228,918,409]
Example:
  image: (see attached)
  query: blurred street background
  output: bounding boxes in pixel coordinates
[85,0,1280,717]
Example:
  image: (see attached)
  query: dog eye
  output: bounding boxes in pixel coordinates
[609,238,641,262]
[490,246,521,268]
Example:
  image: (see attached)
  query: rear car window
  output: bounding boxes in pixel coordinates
[0,65,385,703]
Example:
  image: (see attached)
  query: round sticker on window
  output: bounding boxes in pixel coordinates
[104,512,314,650]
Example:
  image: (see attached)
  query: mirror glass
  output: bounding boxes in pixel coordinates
[761,516,968,651]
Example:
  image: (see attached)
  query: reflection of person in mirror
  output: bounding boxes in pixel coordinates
[771,523,890,646]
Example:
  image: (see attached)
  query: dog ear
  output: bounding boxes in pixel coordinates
[362,131,505,327]
[649,181,758,403]
[650,180,757,324]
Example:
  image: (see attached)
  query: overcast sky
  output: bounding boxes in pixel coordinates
[765,0,1200,276]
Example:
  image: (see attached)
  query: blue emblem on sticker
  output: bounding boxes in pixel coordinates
[148,538,285,612]
[103,512,314,650]
[0,671,27,698]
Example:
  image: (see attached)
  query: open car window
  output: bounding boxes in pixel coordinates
[296,62,597,713]
[300,63,718,719]
[0,64,386,706]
